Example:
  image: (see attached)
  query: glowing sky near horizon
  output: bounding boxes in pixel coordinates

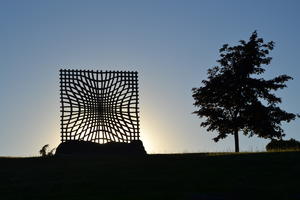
[1,0,300,156]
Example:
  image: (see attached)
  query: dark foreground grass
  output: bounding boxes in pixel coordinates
[0,152,299,200]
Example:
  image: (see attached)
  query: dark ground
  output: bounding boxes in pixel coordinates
[0,152,299,200]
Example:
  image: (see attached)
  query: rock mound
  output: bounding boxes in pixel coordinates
[55,140,146,156]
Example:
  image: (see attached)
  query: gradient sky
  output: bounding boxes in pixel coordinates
[1,0,300,156]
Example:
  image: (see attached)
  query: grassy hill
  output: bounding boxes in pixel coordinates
[0,152,299,200]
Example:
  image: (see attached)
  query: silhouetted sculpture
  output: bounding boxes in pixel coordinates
[56,69,146,155]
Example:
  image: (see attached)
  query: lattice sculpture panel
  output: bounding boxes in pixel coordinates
[60,69,140,144]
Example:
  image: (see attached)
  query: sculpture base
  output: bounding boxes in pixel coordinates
[55,140,147,156]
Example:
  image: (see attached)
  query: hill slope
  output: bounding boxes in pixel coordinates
[0,152,299,200]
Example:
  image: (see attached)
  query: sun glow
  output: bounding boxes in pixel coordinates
[139,121,170,154]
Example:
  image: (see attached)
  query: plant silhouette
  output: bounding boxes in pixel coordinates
[39,144,55,157]
[192,31,298,152]
[266,138,300,151]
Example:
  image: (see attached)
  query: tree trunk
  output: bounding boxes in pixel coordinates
[234,130,239,152]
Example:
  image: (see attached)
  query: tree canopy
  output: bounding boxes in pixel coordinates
[192,31,298,152]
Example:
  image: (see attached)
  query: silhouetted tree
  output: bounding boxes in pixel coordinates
[192,31,298,152]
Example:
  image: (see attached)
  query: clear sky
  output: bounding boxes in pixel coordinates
[1,0,300,156]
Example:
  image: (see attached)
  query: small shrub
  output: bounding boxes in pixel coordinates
[266,138,300,151]
[39,144,56,157]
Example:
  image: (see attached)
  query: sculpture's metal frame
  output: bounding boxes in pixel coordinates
[60,69,140,144]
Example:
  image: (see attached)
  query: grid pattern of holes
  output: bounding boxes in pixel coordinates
[60,69,140,144]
